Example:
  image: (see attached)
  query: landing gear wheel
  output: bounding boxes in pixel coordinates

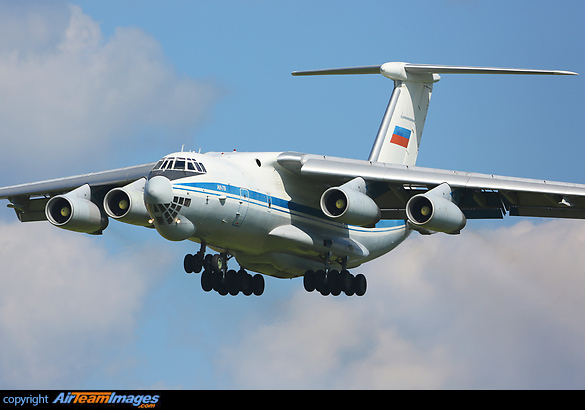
[226,269,239,296]
[192,256,203,273]
[240,270,253,296]
[303,270,316,292]
[184,254,194,273]
[315,270,327,295]
[204,254,213,271]
[184,254,203,274]
[354,274,367,297]
[210,254,224,274]
[340,270,353,295]
[328,270,341,296]
[302,267,366,297]
[252,274,265,296]
[201,269,213,292]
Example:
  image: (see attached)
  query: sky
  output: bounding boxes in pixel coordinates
[0,0,584,389]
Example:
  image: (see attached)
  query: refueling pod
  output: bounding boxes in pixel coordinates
[320,177,381,227]
[405,183,466,234]
[45,184,108,235]
[104,178,152,227]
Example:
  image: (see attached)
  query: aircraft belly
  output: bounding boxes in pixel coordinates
[169,172,411,278]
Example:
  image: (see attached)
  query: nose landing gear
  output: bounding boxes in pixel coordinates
[184,247,264,296]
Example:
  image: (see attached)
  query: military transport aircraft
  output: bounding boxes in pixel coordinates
[0,62,581,297]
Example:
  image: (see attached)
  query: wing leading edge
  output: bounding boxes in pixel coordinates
[277,152,585,220]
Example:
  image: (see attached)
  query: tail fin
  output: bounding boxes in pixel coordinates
[293,62,577,166]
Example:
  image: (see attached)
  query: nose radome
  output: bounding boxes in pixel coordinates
[144,176,173,204]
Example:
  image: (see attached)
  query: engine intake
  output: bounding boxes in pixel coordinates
[45,184,108,235]
[406,183,466,234]
[104,178,152,227]
[320,177,381,227]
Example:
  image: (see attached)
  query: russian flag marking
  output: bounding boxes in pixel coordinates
[390,126,411,148]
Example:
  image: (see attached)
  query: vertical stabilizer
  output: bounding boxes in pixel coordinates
[368,80,433,165]
[292,62,577,166]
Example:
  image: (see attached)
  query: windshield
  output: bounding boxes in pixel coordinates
[149,156,207,180]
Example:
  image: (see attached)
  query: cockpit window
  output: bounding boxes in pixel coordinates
[154,160,164,170]
[151,156,207,176]
[174,159,186,171]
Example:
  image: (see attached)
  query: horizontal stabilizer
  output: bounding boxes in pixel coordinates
[293,62,578,82]
[292,65,382,76]
[403,63,578,76]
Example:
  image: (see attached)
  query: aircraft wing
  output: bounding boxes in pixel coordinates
[0,163,155,222]
[277,152,585,220]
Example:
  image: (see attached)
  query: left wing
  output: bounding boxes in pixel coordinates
[277,152,585,221]
[0,163,155,225]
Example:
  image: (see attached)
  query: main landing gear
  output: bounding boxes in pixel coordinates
[303,254,366,296]
[183,248,265,296]
[303,269,367,296]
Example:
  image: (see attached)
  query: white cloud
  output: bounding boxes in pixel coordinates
[0,3,220,178]
[218,219,585,389]
[0,221,170,388]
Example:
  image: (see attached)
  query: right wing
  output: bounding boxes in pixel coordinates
[277,152,585,221]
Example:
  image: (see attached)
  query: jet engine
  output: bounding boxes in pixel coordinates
[405,183,466,234]
[104,178,152,227]
[45,184,108,235]
[320,177,381,227]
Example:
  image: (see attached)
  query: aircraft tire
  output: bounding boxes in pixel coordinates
[217,279,229,296]
[226,269,239,295]
[185,254,203,274]
[240,270,253,296]
[204,254,213,270]
[303,270,316,292]
[340,270,353,294]
[192,256,203,273]
[184,254,194,273]
[201,269,213,292]
[328,270,341,296]
[354,274,367,296]
[315,270,327,294]
[252,274,265,296]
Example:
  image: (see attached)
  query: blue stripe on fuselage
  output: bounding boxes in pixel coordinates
[173,181,405,232]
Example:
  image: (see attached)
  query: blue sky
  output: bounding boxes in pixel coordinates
[1,0,585,389]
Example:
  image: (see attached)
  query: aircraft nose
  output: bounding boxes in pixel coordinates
[144,175,173,204]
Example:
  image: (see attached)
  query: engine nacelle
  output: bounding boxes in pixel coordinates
[104,178,152,227]
[45,184,108,235]
[405,183,466,234]
[320,177,381,227]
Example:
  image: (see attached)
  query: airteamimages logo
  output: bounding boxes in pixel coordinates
[52,392,159,407]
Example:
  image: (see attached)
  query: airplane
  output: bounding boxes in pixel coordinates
[0,61,581,297]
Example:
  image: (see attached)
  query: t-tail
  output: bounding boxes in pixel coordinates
[293,62,577,166]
